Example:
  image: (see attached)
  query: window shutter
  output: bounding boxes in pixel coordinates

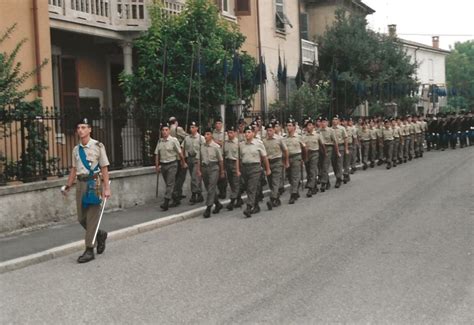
[300,13,308,40]
[235,0,251,16]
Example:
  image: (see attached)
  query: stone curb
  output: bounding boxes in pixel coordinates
[0,167,348,274]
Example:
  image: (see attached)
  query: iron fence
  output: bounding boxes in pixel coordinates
[0,107,161,185]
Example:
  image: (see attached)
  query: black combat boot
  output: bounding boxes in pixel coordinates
[160,198,170,211]
[251,204,260,214]
[306,189,313,198]
[169,196,181,207]
[96,230,108,254]
[386,162,392,169]
[350,167,356,174]
[195,193,204,203]
[275,198,282,206]
[243,205,252,218]
[363,164,367,170]
[213,200,223,214]
[311,187,318,195]
[278,187,285,195]
[189,193,197,205]
[227,199,235,211]
[377,159,384,166]
[335,178,342,188]
[370,162,375,168]
[343,174,349,184]
[326,181,331,190]
[77,247,95,263]
[289,194,296,204]
[203,206,212,218]
[266,200,273,210]
[235,197,244,208]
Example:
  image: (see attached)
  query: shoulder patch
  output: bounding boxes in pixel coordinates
[96,142,104,148]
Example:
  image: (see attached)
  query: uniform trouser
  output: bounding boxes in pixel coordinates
[384,140,393,165]
[343,144,352,176]
[287,154,302,195]
[241,163,261,207]
[370,140,377,163]
[460,131,468,147]
[202,162,219,207]
[173,162,186,200]
[76,180,104,248]
[331,145,344,180]
[361,141,370,166]
[305,150,319,189]
[187,156,202,194]
[318,149,324,180]
[377,140,384,161]
[321,146,333,184]
[225,159,240,200]
[392,138,400,163]
[268,158,283,199]
[398,137,405,161]
[161,161,178,200]
[450,132,458,148]
[409,134,415,158]
[351,143,357,169]
[404,137,411,160]
[415,133,423,156]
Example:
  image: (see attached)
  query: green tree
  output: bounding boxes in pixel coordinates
[446,40,474,110]
[317,9,418,117]
[121,0,257,127]
[0,24,49,183]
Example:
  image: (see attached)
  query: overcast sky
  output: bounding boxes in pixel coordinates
[362,0,474,50]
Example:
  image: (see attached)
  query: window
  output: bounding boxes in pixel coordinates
[222,0,228,12]
[300,12,308,40]
[275,0,292,33]
[235,0,250,16]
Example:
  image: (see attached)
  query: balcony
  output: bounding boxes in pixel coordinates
[48,0,150,33]
[302,39,318,66]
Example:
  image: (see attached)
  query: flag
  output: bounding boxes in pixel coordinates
[254,56,267,85]
[223,57,229,79]
[194,54,206,77]
[231,51,241,81]
[277,52,283,82]
[295,64,305,88]
[281,61,287,85]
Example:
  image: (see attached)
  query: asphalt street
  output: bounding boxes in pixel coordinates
[1,147,473,323]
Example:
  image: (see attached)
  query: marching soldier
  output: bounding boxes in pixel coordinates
[318,117,339,192]
[348,118,359,173]
[239,125,271,217]
[169,117,188,205]
[302,118,325,197]
[223,126,241,211]
[63,118,111,263]
[197,128,225,218]
[155,123,187,211]
[407,115,416,160]
[382,119,394,169]
[181,121,204,205]
[402,117,411,162]
[212,117,227,200]
[263,123,289,209]
[341,117,354,181]
[285,118,306,204]
[413,115,423,158]
[332,115,348,187]
[357,120,371,170]
[376,119,385,165]
[396,117,405,164]
[369,119,378,168]
[391,119,401,167]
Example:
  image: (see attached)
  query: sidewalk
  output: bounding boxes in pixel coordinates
[0,198,209,263]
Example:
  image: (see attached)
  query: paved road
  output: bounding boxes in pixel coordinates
[1,148,473,323]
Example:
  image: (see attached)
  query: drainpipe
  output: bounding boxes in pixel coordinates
[297,0,303,67]
[256,0,266,121]
[32,0,43,97]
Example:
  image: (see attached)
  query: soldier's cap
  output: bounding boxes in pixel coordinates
[384,119,390,123]
[316,116,323,121]
[274,120,281,126]
[265,123,275,129]
[226,125,236,132]
[202,127,213,134]
[238,118,246,124]
[243,125,253,132]
[251,120,258,127]
[189,121,199,128]
[406,114,412,118]
[76,117,91,127]
[286,117,296,125]
[321,116,328,121]
[215,117,223,123]
[304,118,314,127]
[168,116,177,122]
[160,122,170,130]
[332,114,340,120]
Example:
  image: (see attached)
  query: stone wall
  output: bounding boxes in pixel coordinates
[0,167,186,234]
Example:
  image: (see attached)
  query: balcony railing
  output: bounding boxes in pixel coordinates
[302,39,318,66]
[48,0,150,31]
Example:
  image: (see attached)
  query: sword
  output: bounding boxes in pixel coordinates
[92,180,111,246]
